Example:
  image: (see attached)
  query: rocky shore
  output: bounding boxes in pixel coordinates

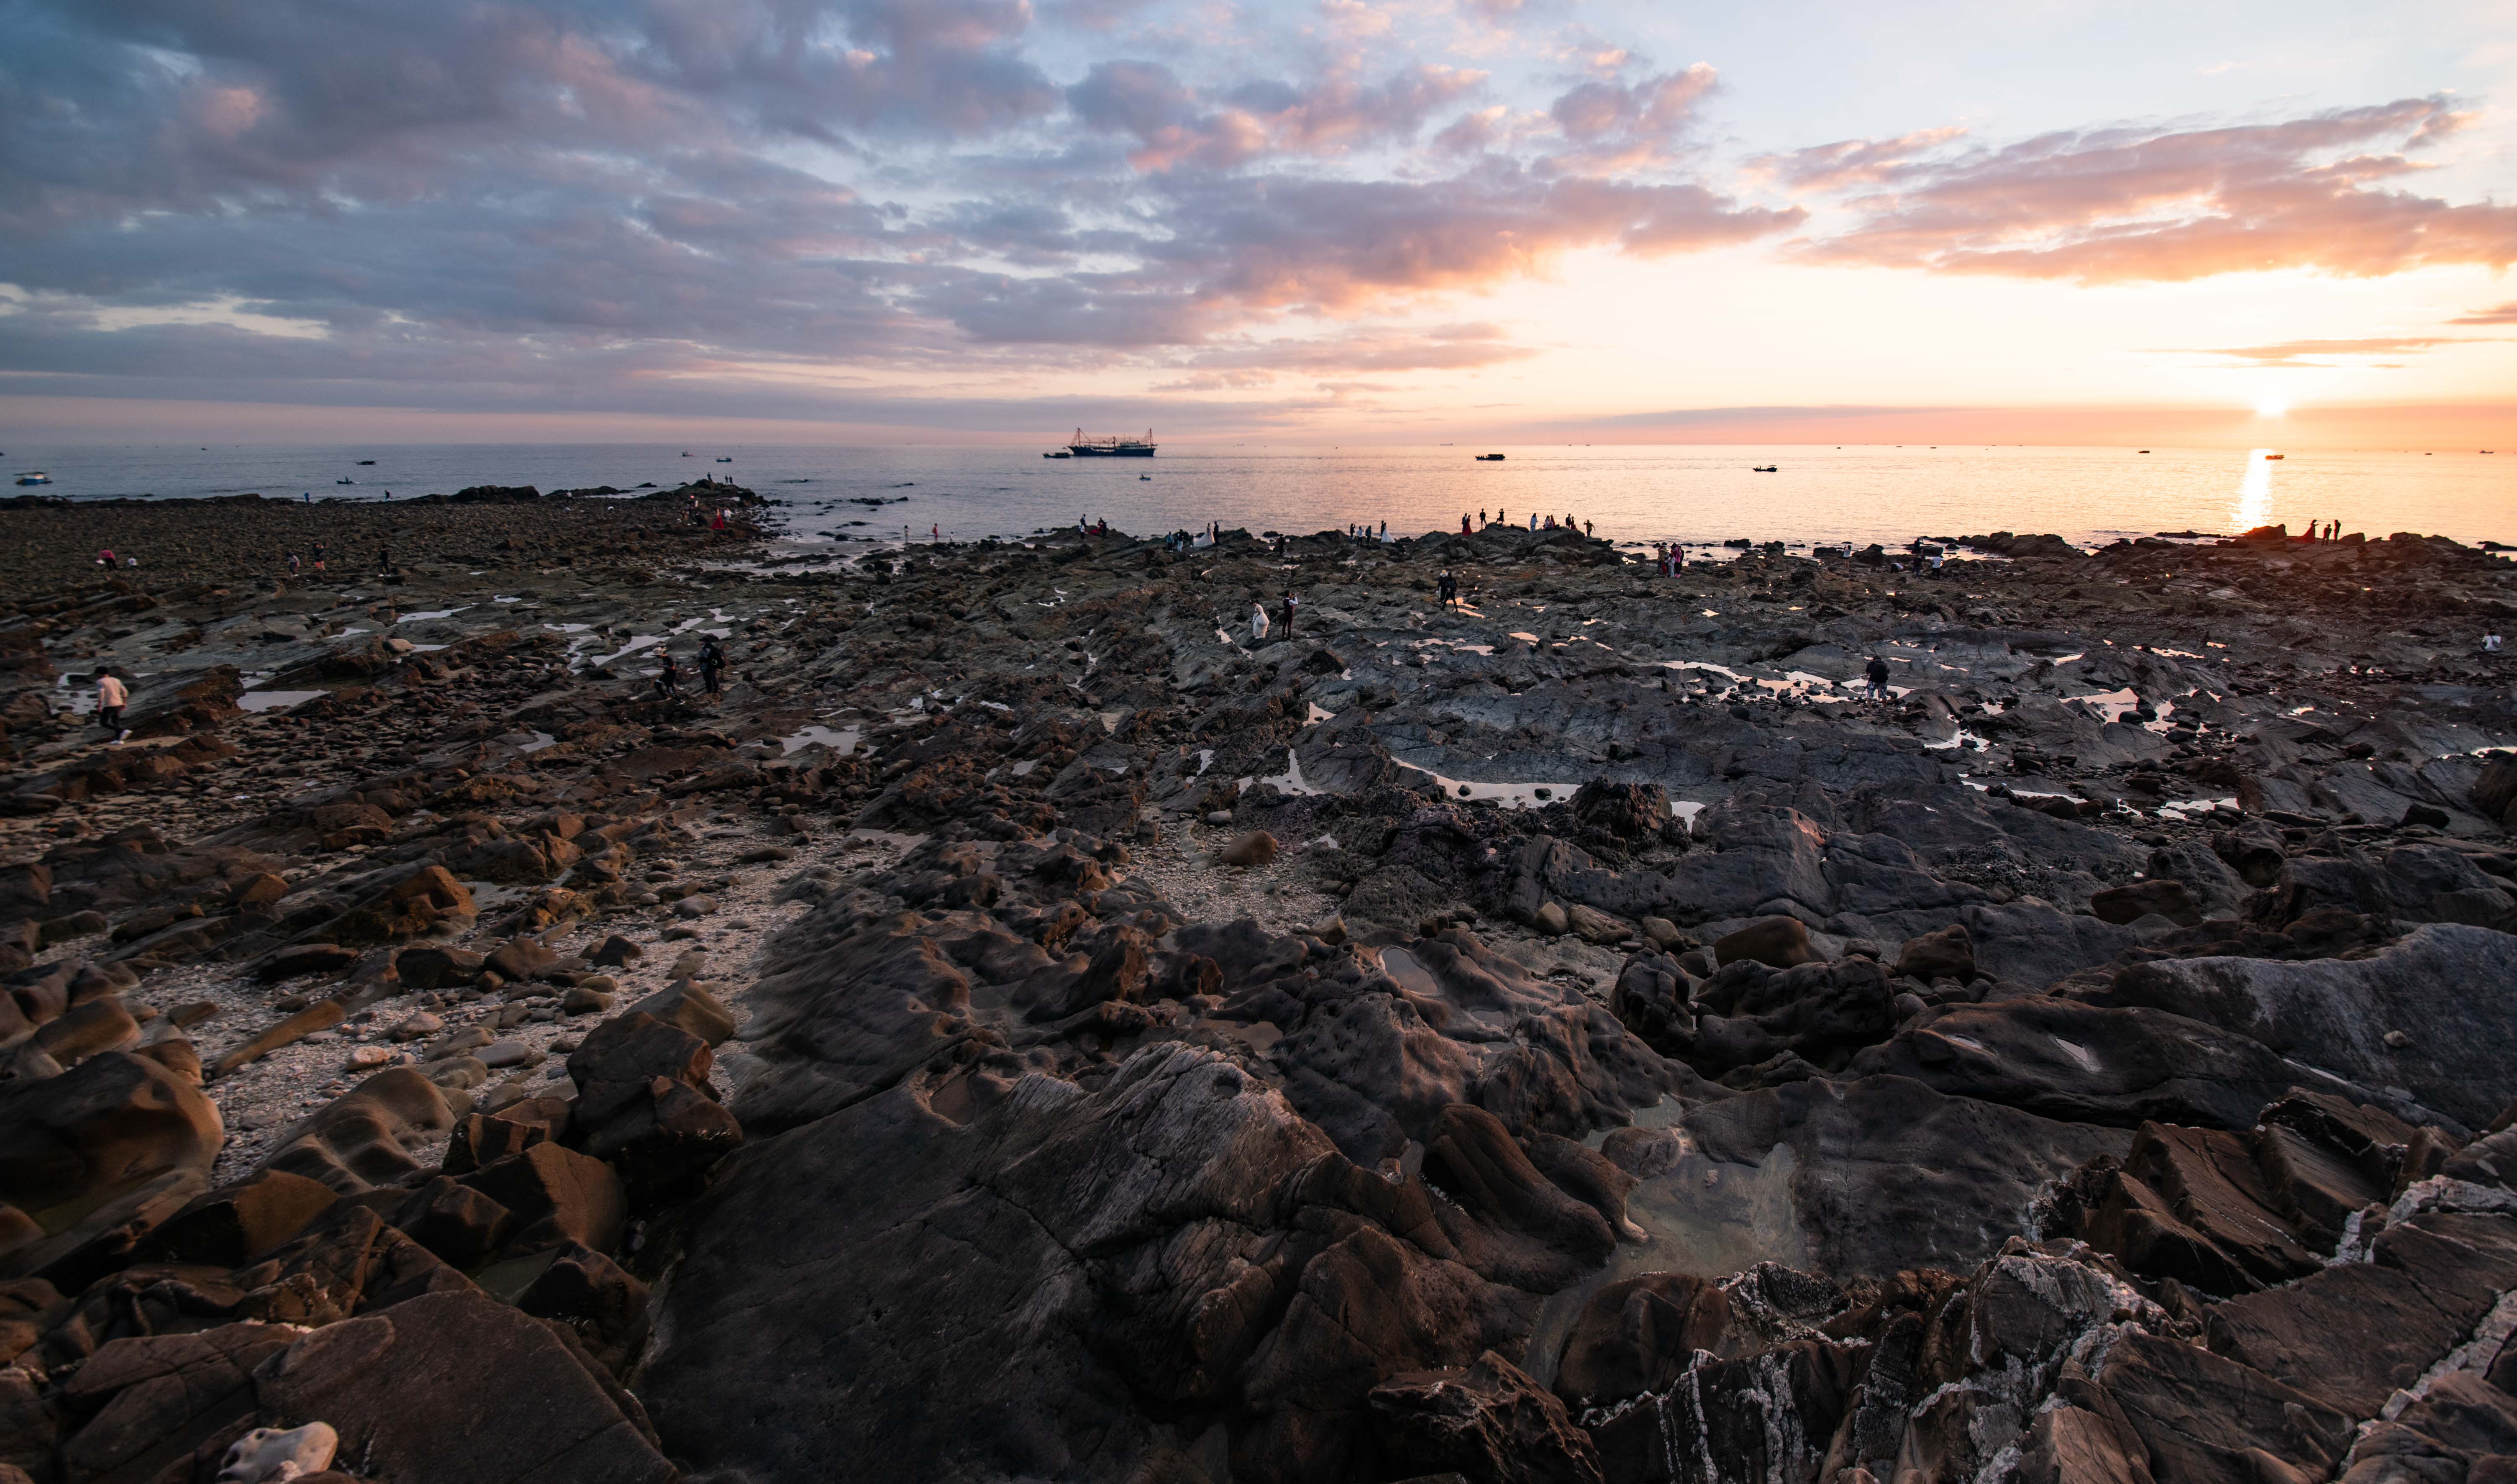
[0,488,2513,1484]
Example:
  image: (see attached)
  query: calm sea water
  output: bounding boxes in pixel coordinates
[4,442,2510,551]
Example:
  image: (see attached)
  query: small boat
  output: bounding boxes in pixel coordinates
[2138,449,2150,454]
[356,459,375,465]
[2263,453,2284,460]
[1475,453,1506,461]
[14,472,50,486]
[1043,450,1071,459]
[1139,474,1151,481]
[682,451,692,457]
[1752,465,1778,473]
[336,477,355,484]
[716,457,732,463]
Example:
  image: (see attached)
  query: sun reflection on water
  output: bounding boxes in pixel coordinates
[2234,449,2275,532]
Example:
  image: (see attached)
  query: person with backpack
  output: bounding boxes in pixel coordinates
[698,637,725,698]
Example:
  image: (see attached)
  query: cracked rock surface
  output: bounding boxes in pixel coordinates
[0,497,2513,1484]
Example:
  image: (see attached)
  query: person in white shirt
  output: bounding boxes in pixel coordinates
[1250,600,1270,642]
[2487,634,2504,652]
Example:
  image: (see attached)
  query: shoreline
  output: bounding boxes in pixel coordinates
[1,482,2514,1483]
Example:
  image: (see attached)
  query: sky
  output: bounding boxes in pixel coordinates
[2,0,2514,446]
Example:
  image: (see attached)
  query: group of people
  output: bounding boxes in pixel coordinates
[1246,592,1299,641]
[651,637,728,701]
[1456,509,1594,536]
[284,543,328,576]
[93,548,138,569]
[2300,520,2345,541]
[1648,542,1688,575]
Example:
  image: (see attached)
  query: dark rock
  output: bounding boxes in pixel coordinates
[1712,915,1816,969]
[256,1066,455,1194]
[1853,999,2356,1130]
[567,1011,713,1133]
[1368,1349,1604,1484]
[251,1287,675,1483]
[459,1143,625,1256]
[515,1241,652,1378]
[2091,879,2203,927]
[2107,924,2517,1130]
[129,1169,338,1267]
[390,1175,515,1268]
[1895,923,1975,982]
[0,1050,223,1215]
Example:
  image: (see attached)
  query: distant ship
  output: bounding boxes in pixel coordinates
[1475,453,1506,461]
[1043,450,1072,459]
[1068,428,1156,457]
[1752,465,1779,472]
[356,459,376,465]
[14,472,50,486]
[2264,453,2284,460]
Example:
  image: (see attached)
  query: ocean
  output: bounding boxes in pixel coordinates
[4,442,2510,552]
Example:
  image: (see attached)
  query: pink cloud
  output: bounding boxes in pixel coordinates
[1791,97,2517,282]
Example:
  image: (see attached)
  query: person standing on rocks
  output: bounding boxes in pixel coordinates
[699,638,725,699]
[655,650,683,699]
[95,670,128,740]
[1438,570,1458,608]
[1250,599,1270,643]
[1865,655,1891,701]
[1281,591,1298,637]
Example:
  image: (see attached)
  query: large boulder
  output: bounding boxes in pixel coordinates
[251,1287,674,1483]
[0,1051,222,1218]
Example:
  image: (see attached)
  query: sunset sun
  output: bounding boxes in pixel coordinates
[2254,394,2290,418]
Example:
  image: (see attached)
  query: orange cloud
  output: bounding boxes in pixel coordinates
[1792,97,2517,282]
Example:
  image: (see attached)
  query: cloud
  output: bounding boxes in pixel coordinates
[1066,59,1483,171]
[1150,321,1541,386]
[2449,302,2517,326]
[1790,96,2517,282]
[1747,127,1967,192]
[2159,336,2481,368]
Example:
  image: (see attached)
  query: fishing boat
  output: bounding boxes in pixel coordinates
[1752,465,1779,472]
[1068,428,1156,457]
[1475,453,1506,461]
[2264,453,2284,460]
[716,456,732,463]
[2138,449,2151,454]
[356,459,375,465]
[14,472,50,486]
[1043,450,1071,459]
[336,477,355,484]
